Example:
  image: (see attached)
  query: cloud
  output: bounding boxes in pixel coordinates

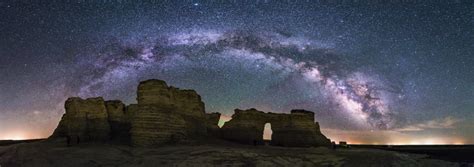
[394,116,461,132]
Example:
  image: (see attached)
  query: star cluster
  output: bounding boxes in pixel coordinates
[0,0,472,144]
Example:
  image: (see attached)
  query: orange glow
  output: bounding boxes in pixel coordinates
[0,129,50,140]
[453,141,465,145]
[1,132,29,140]
[321,128,469,145]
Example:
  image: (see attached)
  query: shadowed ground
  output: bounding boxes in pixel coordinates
[350,145,474,166]
[0,140,461,167]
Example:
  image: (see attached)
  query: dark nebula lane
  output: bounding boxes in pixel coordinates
[0,1,472,144]
[76,30,399,131]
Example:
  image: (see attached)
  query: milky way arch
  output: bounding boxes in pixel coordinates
[76,29,400,130]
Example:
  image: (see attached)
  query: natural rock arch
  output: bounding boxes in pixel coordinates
[50,79,330,148]
[221,108,331,147]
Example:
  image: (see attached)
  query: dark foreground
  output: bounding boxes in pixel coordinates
[351,145,474,166]
[0,139,45,146]
[0,139,468,167]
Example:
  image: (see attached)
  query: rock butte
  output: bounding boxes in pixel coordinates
[50,79,331,147]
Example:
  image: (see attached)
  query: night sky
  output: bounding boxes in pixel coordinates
[0,0,473,144]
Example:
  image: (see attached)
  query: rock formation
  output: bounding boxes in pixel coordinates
[51,79,217,146]
[105,100,132,143]
[205,112,222,137]
[221,108,331,147]
[131,79,209,146]
[130,105,187,146]
[50,79,331,148]
[51,97,111,142]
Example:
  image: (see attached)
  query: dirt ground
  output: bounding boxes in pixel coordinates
[0,140,459,167]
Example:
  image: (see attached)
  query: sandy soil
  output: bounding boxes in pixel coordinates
[0,140,459,167]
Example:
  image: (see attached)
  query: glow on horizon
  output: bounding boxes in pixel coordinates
[335,139,467,145]
[0,129,50,141]
[1,132,29,140]
[216,114,472,145]
[322,128,470,145]
[1,115,468,145]
[0,129,469,145]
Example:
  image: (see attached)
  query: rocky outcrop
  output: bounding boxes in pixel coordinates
[135,80,207,138]
[137,80,206,118]
[131,105,187,146]
[51,97,111,142]
[220,108,266,144]
[221,108,331,147]
[50,79,330,148]
[105,100,131,143]
[51,79,218,147]
[129,79,210,146]
[272,110,330,147]
[205,112,222,137]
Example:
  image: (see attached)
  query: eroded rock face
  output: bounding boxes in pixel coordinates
[135,80,207,137]
[205,112,222,137]
[271,110,331,147]
[50,79,331,148]
[220,109,266,144]
[137,80,206,118]
[51,79,213,146]
[130,79,210,146]
[105,100,131,143]
[137,80,171,106]
[51,97,111,142]
[221,108,331,147]
[130,105,187,146]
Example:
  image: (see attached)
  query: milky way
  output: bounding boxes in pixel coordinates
[0,1,472,143]
[75,30,399,130]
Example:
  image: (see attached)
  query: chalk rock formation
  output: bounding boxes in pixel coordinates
[205,112,222,136]
[130,79,212,146]
[105,100,133,143]
[51,79,219,146]
[135,79,207,136]
[50,79,331,148]
[221,108,331,147]
[272,110,330,147]
[137,80,206,118]
[131,105,187,146]
[51,97,111,142]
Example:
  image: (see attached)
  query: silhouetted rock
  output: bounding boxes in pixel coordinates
[131,105,187,146]
[137,80,206,119]
[105,100,131,143]
[51,97,111,142]
[206,112,222,137]
[136,79,171,106]
[221,108,331,147]
[136,79,207,137]
[130,79,209,146]
[50,79,332,148]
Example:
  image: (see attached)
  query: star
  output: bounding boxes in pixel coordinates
[0,1,472,144]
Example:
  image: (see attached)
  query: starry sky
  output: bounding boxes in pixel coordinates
[0,0,473,144]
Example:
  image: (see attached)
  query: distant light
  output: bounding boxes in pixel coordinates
[263,123,273,140]
[193,3,199,6]
[3,134,27,140]
[453,141,464,145]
